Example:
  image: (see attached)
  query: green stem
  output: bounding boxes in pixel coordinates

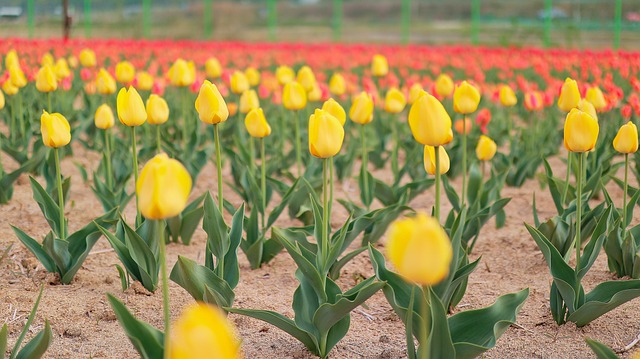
[562,152,572,206]
[54,148,65,240]
[329,157,334,224]
[261,138,267,232]
[435,146,441,223]
[360,124,369,210]
[576,152,583,272]
[391,113,399,181]
[104,129,113,191]
[214,124,224,214]
[623,153,629,229]
[131,126,141,227]
[156,219,171,348]
[17,92,24,139]
[293,110,302,177]
[155,125,162,153]
[420,285,431,359]
[249,136,256,176]
[461,116,467,209]
[182,87,189,147]
[47,91,52,112]
[322,158,330,271]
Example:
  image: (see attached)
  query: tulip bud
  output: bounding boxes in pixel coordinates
[9,65,27,88]
[245,67,261,87]
[5,50,19,70]
[40,110,71,148]
[2,80,18,96]
[168,303,241,359]
[564,108,599,153]
[97,68,117,95]
[408,91,453,146]
[230,71,249,95]
[136,71,155,91]
[585,86,607,111]
[94,104,115,130]
[423,145,450,175]
[296,66,316,92]
[613,121,639,154]
[195,80,229,125]
[146,94,170,125]
[41,53,54,67]
[329,73,346,96]
[349,91,374,125]
[205,57,222,79]
[245,107,271,138]
[557,78,580,112]
[384,88,406,114]
[36,65,58,93]
[169,59,195,87]
[408,83,424,105]
[309,109,345,158]
[283,81,307,111]
[137,153,192,220]
[453,81,481,115]
[371,54,389,77]
[386,213,453,286]
[79,48,96,68]
[476,135,497,161]
[239,89,260,114]
[117,86,147,127]
[307,83,322,102]
[434,74,454,98]
[321,98,346,126]
[115,61,135,84]
[577,99,597,121]
[276,65,295,85]
[499,85,517,107]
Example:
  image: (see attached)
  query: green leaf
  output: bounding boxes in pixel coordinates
[568,280,640,327]
[15,321,52,359]
[358,166,375,208]
[12,285,45,358]
[115,264,129,291]
[11,227,55,273]
[0,324,7,358]
[29,177,62,238]
[106,294,164,359]
[449,289,529,359]
[585,338,620,359]
[203,192,229,260]
[169,256,235,308]
[424,287,456,359]
[222,203,245,288]
[266,178,300,229]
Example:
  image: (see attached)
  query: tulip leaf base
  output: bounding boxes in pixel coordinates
[107,295,164,359]
[369,246,528,359]
[605,181,640,278]
[12,177,118,284]
[164,193,206,245]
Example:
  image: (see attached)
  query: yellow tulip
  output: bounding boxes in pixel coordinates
[115,61,135,84]
[40,110,71,148]
[423,145,450,175]
[408,83,424,105]
[499,85,517,107]
[384,88,406,114]
[116,86,147,127]
[205,57,222,79]
[195,80,229,125]
[613,121,639,154]
[41,53,54,67]
[79,48,96,68]
[96,68,117,95]
[329,73,346,96]
[230,71,250,95]
[564,108,599,153]
[434,74,454,98]
[4,50,19,70]
[36,65,58,93]
[94,104,115,130]
[168,303,242,359]
[408,91,453,146]
[585,86,607,111]
[54,58,71,80]
[239,89,260,114]
[386,213,453,286]
[453,81,481,115]
[349,91,374,125]
[308,83,322,102]
[321,98,346,126]
[245,108,271,138]
[577,99,597,121]
[146,94,170,125]
[169,59,195,87]
[309,109,345,158]
[245,67,261,87]
[136,153,192,220]
[9,65,27,88]
[68,56,78,69]
[371,54,389,77]
[275,65,295,85]
[296,66,316,92]
[0,89,5,109]
[2,80,18,96]
[283,81,307,110]
[557,78,580,112]
[476,135,497,161]
[136,71,154,91]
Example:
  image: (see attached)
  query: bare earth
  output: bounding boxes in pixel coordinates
[1,139,639,359]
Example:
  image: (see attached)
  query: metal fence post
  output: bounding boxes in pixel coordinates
[614,0,622,49]
[333,0,343,42]
[204,0,213,39]
[27,0,35,38]
[471,0,480,45]
[544,0,552,47]
[401,0,411,44]
[267,0,277,42]
[143,0,151,39]
[84,0,92,38]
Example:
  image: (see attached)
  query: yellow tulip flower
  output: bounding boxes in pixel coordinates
[195,80,229,125]
[94,104,115,130]
[408,91,453,146]
[434,74,454,98]
[423,145,450,175]
[205,57,222,79]
[116,86,147,127]
[557,78,580,112]
[169,59,195,87]
[79,48,96,68]
[283,81,307,111]
[613,121,639,154]
[499,85,517,107]
[239,89,260,114]
[564,108,599,153]
[245,107,271,138]
[476,135,497,161]
[296,66,316,92]
[275,65,295,86]
[230,71,250,95]
[136,71,155,91]
[371,54,389,77]
[136,153,192,220]
[349,91,374,125]
[309,109,345,158]
[146,94,170,125]
[36,65,58,93]
[115,61,135,84]
[97,68,117,95]
[40,110,71,148]
[321,98,346,126]
[408,83,424,105]
[585,86,607,111]
[384,88,406,114]
[245,67,261,87]
[453,81,481,115]
[329,73,346,96]
[577,99,597,121]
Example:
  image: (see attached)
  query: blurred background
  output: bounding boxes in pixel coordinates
[0,0,638,48]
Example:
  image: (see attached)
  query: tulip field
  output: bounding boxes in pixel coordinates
[3,37,640,359]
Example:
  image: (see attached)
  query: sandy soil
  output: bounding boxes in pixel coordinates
[1,139,639,359]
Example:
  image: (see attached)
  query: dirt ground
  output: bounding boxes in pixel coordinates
[1,138,640,359]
